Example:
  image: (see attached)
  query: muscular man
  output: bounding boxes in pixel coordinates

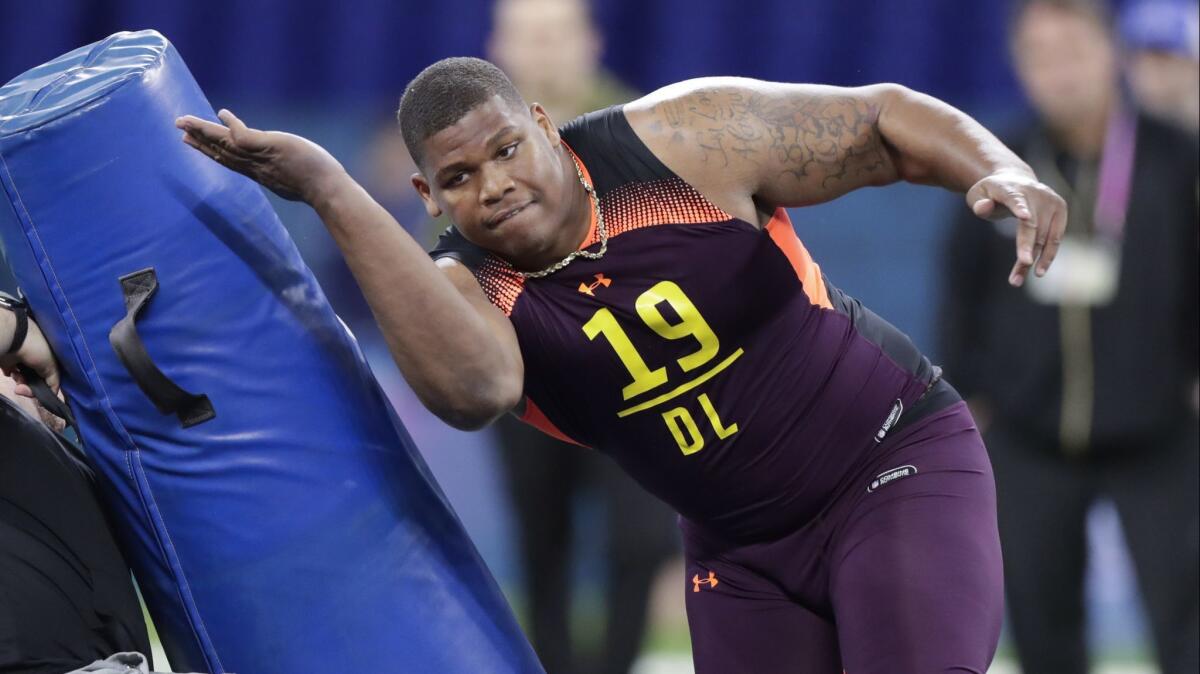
[176,59,1066,672]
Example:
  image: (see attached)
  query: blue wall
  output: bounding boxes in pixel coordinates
[3,0,1034,108]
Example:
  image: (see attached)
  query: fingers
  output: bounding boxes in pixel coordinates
[1036,199,1067,276]
[1009,256,1030,287]
[971,184,1031,224]
[993,188,1033,223]
[13,383,32,398]
[973,178,1068,288]
[217,109,270,152]
[175,112,256,161]
[181,127,255,173]
[175,114,233,147]
[42,366,60,395]
[181,133,228,163]
[971,197,995,219]
[1008,188,1067,285]
[990,191,1035,263]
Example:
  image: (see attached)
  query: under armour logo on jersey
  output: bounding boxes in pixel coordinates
[692,571,719,592]
[578,273,612,296]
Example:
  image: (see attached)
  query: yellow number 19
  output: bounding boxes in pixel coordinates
[583,307,669,400]
[582,281,721,400]
[636,281,719,372]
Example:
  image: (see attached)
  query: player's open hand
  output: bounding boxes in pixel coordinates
[966,172,1067,287]
[176,109,347,204]
[0,318,59,398]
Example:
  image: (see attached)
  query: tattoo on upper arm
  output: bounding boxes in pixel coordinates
[651,88,893,197]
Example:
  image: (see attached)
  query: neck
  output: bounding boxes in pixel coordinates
[522,145,592,272]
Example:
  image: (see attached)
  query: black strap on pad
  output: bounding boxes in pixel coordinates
[18,364,75,427]
[108,268,215,428]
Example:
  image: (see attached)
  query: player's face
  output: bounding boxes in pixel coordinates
[412,96,571,267]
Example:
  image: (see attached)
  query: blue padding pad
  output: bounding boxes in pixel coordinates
[0,31,540,673]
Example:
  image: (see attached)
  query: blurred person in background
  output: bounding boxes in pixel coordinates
[0,297,162,674]
[485,1,679,672]
[939,1,1199,672]
[1119,0,1199,133]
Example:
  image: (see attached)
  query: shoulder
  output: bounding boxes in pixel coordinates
[620,78,783,220]
[558,105,681,196]
[429,224,490,271]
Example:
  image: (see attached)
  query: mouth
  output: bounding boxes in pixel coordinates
[486,200,533,229]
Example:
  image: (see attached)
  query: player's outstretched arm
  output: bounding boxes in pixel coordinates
[176,111,523,430]
[625,79,1066,287]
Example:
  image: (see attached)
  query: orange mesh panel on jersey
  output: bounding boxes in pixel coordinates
[520,397,586,447]
[765,208,833,310]
[473,256,525,316]
[598,178,733,240]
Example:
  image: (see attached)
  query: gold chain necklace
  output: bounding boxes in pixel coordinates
[520,153,607,279]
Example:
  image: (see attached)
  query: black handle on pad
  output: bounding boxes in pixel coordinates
[108,268,215,428]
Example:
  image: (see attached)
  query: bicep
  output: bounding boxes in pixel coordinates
[626,78,901,212]
[436,257,524,380]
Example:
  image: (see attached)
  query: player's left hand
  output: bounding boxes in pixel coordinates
[966,172,1067,287]
[175,109,347,204]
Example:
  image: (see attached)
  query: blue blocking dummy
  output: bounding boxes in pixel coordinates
[0,31,541,673]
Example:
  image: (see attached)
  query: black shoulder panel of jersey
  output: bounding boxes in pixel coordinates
[559,105,679,197]
[429,224,489,269]
[429,104,679,268]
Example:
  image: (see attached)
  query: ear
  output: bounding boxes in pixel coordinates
[410,173,443,219]
[530,103,561,148]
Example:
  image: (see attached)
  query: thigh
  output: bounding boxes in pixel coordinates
[682,531,841,674]
[832,418,1004,674]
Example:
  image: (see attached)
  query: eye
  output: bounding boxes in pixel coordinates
[497,142,519,159]
[443,172,469,189]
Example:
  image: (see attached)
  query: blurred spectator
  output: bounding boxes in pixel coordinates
[1119,0,1199,133]
[484,1,678,673]
[0,311,154,673]
[487,0,632,123]
[939,1,1199,672]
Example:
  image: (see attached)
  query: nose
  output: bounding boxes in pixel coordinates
[478,162,515,206]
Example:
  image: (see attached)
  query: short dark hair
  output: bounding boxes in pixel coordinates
[397,57,526,168]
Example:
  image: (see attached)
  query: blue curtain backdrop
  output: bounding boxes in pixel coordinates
[3,0,1042,109]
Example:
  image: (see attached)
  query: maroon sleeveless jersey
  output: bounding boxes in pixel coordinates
[432,106,957,541]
